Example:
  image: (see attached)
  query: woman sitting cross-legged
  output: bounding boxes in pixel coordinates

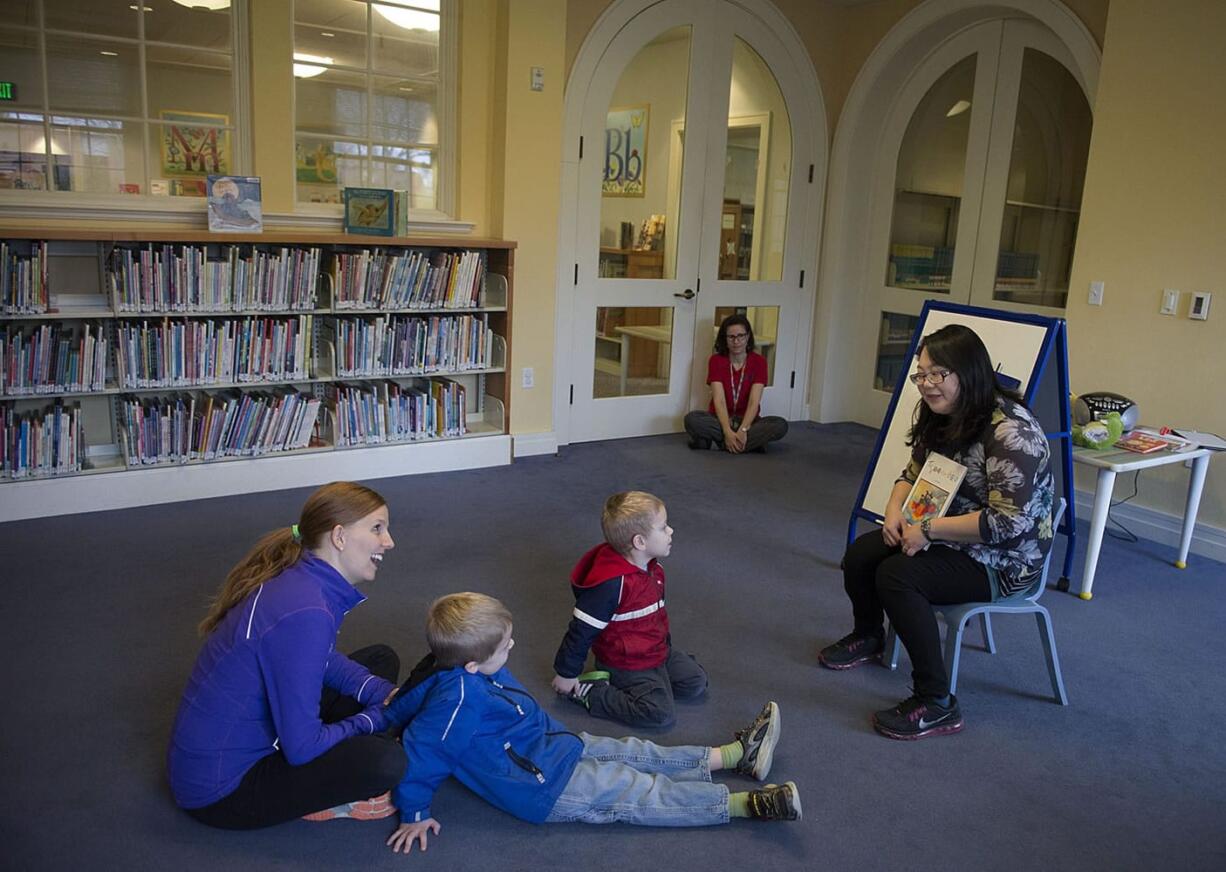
[683,313,787,454]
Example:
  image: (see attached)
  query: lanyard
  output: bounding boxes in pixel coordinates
[729,359,748,412]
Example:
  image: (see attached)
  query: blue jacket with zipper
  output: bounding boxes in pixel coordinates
[384,663,583,824]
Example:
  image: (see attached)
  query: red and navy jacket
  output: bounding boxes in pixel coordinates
[553,542,669,677]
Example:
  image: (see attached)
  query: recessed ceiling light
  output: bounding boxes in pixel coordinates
[399,86,414,92]
[293,52,333,78]
[946,99,972,118]
[100,50,120,57]
[320,32,335,37]
[170,0,232,10]
[373,1,441,32]
[129,4,154,10]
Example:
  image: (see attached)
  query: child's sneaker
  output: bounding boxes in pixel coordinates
[733,701,780,781]
[747,781,802,821]
[568,670,611,710]
[818,632,882,669]
[301,790,397,822]
[872,693,963,740]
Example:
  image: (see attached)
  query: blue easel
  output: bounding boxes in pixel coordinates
[847,301,1077,593]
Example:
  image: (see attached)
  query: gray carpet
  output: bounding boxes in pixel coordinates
[2,422,1224,871]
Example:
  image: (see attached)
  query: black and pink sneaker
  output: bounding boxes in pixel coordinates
[818,632,883,669]
[872,694,963,740]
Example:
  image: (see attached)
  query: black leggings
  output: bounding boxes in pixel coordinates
[841,530,991,699]
[186,644,406,830]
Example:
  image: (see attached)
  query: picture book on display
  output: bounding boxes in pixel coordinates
[1115,430,1171,454]
[903,452,968,534]
[207,175,262,232]
[343,188,395,236]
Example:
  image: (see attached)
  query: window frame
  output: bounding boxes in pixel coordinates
[291,0,457,221]
[0,0,250,220]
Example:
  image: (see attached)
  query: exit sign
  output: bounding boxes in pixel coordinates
[0,82,14,101]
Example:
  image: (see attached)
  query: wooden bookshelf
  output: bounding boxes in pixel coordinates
[0,229,516,521]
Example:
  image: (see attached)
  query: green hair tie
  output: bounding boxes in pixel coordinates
[291,524,302,542]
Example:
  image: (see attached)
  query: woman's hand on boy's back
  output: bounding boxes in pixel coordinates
[388,819,441,854]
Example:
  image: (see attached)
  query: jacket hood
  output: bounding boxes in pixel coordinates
[569,542,650,588]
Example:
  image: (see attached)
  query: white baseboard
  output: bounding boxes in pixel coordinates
[0,436,512,523]
[513,431,559,458]
[1073,487,1226,564]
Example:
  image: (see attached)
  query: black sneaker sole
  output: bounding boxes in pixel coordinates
[872,716,964,741]
[818,650,880,670]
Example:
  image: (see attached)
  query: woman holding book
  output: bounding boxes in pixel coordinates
[684,313,788,453]
[167,481,406,828]
[818,324,1054,740]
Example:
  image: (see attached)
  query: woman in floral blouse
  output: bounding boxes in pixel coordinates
[819,324,1054,740]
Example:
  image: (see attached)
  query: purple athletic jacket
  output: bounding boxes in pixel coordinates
[167,554,395,809]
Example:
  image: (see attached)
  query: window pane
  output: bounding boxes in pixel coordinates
[146,46,233,121]
[719,38,789,282]
[50,117,145,195]
[46,36,143,117]
[598,26,690,281]
[371,144,434,210]
[295,135,368,203]
[371,77,436,143]
[875,312,918,392]
[0,119,49,190]
[296,68,367,137]
[149,119,232,197]
[0,28,44,108]
[44,0,138,40]
[713,305,779,384]
[142,1,232,51]
[295,0,369,69]
[886,55,976,292]
[593,306,673,398]
[372,25,438,78]
[992,49,1092,308]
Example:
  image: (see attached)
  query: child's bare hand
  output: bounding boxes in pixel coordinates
[552,675,578,696]
[387,819,441,854]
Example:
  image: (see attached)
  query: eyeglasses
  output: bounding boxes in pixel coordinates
[909,369,952,386]
[726,332,749,342]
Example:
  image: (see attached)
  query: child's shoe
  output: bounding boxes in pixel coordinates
[568,670,611,710]
[301,790,397,822]
[872,693,963,740]
[746,781,802,821]
[733,701,780,781]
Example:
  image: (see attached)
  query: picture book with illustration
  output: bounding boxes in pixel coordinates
[1115,431,1171,454]
[206,175,262,232]
[343,187,395,236]
[903,451,968,527]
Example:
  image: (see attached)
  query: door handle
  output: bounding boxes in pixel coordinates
[673,288,696,300]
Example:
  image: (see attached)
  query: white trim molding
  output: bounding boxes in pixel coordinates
[1073,488,1226,566]
[513,431,559,458]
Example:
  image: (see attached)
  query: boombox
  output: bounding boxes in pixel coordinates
[1073,392,1139,431]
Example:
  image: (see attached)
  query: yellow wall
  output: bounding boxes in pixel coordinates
[1066,0,1226,527]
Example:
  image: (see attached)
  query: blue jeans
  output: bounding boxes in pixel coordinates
[544,733,729,827]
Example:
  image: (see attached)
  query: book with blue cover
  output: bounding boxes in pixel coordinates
[207,175,263,233]
[343,187,395,236]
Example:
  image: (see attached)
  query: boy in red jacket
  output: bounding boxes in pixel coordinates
[551,491,707,728]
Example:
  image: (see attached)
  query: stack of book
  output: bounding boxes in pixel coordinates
[329,314,492,377]
[331,249,485,309]
[1,323,109,395]
[1,401,84,478]
[328,377,466,446]
[0,241,49,315]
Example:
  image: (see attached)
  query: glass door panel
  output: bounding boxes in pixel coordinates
[875,311,919,392]
[598,26,691,282]
[886,55,976,293]
[991,49,1092,308]
[712,305,778,384]
[593,306,674,398]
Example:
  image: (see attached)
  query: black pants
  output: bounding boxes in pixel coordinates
[588,647,708,729]
[683,411,788,451]
[186,644,406,830]
[841,530,990,699]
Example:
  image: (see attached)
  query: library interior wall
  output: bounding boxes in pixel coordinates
[1064,0,1226,530]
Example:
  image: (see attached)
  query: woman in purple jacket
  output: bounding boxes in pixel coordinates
[167,481,404,829]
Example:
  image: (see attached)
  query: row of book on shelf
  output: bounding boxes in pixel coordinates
[1,241,49,314]
[327,314,493,377]
[332,249,486,310]
[329,379,467,446]
[1,401,85,479]
[1,323,109,395]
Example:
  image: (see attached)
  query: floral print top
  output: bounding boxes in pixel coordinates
[900,397,1054,598]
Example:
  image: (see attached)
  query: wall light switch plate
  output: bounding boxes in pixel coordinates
[530,67,545,91]
[1088,281,1105,306]
[1189,291,1212,320]
[1160,288,1179,315]
[522,367,535,388]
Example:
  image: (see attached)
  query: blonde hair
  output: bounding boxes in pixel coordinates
[601,491,665,555]
[427,593,513,667]
[198,481,387,636]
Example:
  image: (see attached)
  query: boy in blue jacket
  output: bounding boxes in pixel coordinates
[383,593,800,854]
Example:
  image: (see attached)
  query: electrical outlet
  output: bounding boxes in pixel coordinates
[1087,281,1104,306]
[521,367,534,389]
[1160,288,1179,315]
[1189,292,1212,320]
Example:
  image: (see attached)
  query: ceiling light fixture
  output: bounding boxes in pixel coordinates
[373,0,441,32]
[129,4,154,10]
[293,52,333,78]
[946,99,971,118]
[100,50,119,56]
[320,32,335,37]
[170,1,232,11]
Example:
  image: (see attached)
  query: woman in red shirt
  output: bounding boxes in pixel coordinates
[683,314,788,453]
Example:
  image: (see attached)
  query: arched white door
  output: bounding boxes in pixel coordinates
[565,0,820,442]
[855,18,1093,425]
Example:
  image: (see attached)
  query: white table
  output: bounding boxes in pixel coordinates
[1071,443,1213,600]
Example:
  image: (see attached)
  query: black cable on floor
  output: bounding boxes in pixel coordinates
[1105,470,1141,542]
